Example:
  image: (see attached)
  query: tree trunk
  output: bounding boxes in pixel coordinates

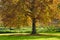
[31,18,36,34]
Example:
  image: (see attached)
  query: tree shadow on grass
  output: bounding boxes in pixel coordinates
[17,34,60,39]
[0,34,60,40]
[5,34,60,39]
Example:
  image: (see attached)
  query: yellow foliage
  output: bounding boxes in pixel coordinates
[12,0,19,4]
[1,0,60,27]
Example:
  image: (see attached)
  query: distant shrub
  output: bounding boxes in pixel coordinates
[37,26,60,33]
[24,31,31,33]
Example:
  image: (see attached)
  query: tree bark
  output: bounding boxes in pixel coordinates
[31,18,36,34]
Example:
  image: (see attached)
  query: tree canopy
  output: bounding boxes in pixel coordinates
[0,0,60,28]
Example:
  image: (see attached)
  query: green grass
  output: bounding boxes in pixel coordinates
[0,27,60,40]
[0,35,60,40]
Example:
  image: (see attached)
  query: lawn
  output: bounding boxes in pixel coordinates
[0,34,60,40]
[0,27,60,40]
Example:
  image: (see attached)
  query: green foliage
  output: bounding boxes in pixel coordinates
[0,26,60,33]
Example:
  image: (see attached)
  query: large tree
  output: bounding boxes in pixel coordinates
[22,0,53,34]
[1,0,53,34]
